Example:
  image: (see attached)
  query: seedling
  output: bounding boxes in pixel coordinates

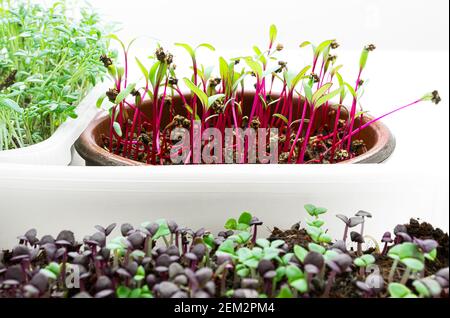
[350,231,365,256]
[0,0,108,150]
[413,277,442,298]
[388,282,417,298]
[387,242,425,283]
[98,25,440,165]
[323,254,352,297]
[225,212,253,231]
[381,232,393,255]
[0,208,447,299]
[353,254,375,277]
[336,214,364,243]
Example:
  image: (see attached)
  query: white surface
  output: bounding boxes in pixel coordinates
[0,164,448,247]
[0,0,448,246]
[0,83,108,165]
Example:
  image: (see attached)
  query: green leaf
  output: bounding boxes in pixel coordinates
[324,250,339,261]
[272,113,289,125]
[319,233,332,244]
[290,278,308,293]
[294,245,308,263]
[152,220,170,240]
[237,231,252,244]
[344,82,357,99]
[275,266,286,282]
[183,77,208,107]
[425,248,437,261]
[315,207,328,215]
[304,204,317,216]
[388,283,415,298]
[96,94,106,109]
[46,262,61,276]
[263,247,280,260]
[312,82,333,104]
[277,286,293,298]
[290,65,311,90]
[107,34,126,52]
[271,240,285,248]
[244,57,262,78]
[286,265,304,282]
[238,212,252,225]
[360,48,369,70]
[218,239,235,254]
[224,218,237,230]
[307,219,325,228]
[269,24,277,44]
[135,57,149,82]
[256,238,270,248]
[237,268,250,277]
[115,83,136,104]
[149,61,161,88]
[207,94,225,108]
[401,258,424,271]
[360,254,376,265]
[0,97,23,113]
[308,243,326,255]
[117,286,131,298]
[197,43,215,52]
[130,288,142,298]
[306,226,321,242]
[299,41,312,48]
[413,280,430,298]
[113,122,122,137]
[315,87,343,108]
[314,39,335,59]
[303,81,313,102]
[354,258,366,267]
[175,43,195,59]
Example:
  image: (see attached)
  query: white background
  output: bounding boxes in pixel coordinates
[0,0,448,245]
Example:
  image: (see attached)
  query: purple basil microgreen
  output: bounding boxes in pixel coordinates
[413,238,438,254]
[350,231,364,256]
[336,214,364,242]
[323,254,352,297]
[434,267,449,288]
[354,211,371,240]
[0,210,448,299]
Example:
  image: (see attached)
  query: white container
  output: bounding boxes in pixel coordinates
[0,164,447,247]
[0,82,108,166]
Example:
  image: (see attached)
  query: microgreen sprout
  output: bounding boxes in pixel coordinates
[387,242,425,284]
[97,25,441,165]
[336,214,364,243]
[388,282,417,298]
[381,232,394,255]
[353,254,375,277]
[0,0,108,150]
[0,208,447,298]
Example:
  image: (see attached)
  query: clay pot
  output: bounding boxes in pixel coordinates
[75,93,395,166]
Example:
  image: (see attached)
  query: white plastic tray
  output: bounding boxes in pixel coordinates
[0,82,108,165]
[0,164,447,247]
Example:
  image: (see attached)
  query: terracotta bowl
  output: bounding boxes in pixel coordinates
[75,93,396,166]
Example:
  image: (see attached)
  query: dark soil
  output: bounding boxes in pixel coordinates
[406,218,449,274]
[269,223,312,248]
[104,115,366,165]
[269,218,449,298]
